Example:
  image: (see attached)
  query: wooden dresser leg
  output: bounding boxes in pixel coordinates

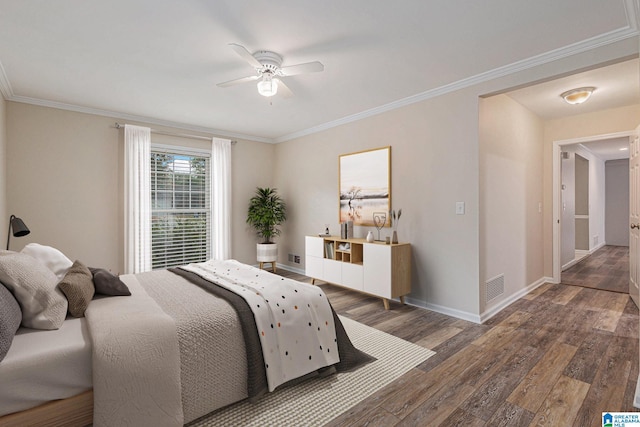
[311,278,316,285]
[383,299,390,310]
[400,296,406,305]
[273,262,277,273]
[259,262,264,270]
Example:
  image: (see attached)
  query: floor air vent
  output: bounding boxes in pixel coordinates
[486,274,505,302]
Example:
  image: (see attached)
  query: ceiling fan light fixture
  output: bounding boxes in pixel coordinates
[257,74,278,97]
[560,87,595,105]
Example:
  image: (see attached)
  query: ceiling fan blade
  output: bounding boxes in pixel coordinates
[280,61,324,76]
[217,74,259,88]
[228,43,263,69]
[275,79,294,98]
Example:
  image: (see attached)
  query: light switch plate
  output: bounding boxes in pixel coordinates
[456,201,465,215]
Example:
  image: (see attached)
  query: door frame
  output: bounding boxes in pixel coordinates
[552,130,635,283]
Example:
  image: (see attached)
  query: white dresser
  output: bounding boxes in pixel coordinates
[305,235,411,310]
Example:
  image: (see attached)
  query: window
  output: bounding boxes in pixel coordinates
[150,148,210,269]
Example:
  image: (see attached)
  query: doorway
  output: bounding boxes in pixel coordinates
[552,132,633,294]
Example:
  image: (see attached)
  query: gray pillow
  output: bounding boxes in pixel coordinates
[58,260,95,318]
[0,283,21,362]
[0,251,68,330]
[89,268,131,296]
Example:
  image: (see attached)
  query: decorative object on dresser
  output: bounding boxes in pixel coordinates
[6,215,30,250]
[305,235,411,310]
[246,187,287,272]
[339,220,353,239]
[366,231,374,243]
[339,147,391,226]
[389,208,402,244]
[372,211,386,241]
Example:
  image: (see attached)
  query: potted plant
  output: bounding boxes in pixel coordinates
[246,187,287,270]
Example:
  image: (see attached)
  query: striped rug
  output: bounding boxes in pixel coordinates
[188,316,436,427]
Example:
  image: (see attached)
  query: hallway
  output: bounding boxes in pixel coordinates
[562,245,629,294]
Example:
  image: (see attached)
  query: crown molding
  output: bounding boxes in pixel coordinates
[276,23,639,143]
[6,95,274,143]
[2,3,638,145]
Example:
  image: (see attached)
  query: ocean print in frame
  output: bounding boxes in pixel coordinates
[339,146,391,227]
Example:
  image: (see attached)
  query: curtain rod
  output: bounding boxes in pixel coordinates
[114,122,237,144]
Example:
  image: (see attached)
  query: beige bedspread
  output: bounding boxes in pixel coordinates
[86,274,183,427]
[135,270,249,423]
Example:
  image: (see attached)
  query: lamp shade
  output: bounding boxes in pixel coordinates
[257,75,278,97]
[10,216,30,237]
[7,215,30,250]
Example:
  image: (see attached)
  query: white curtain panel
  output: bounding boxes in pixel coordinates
[211,138,232,260]
[124,125,152,273]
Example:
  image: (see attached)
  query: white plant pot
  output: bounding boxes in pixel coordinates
[257,243,278,262]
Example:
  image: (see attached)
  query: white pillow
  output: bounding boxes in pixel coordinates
[0,251,68,329]
[21,243,73,281]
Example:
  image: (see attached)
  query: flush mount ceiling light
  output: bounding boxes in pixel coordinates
[257,73,278,97]
[560,87,595,105]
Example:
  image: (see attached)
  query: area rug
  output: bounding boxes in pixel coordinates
[188,316,435,427]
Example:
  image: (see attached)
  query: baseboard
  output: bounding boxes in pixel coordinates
[404,297,482,324]
[589,241,606,253]
[562,253,588,271]
[574,249,589,258]
[479,276,549,324]
[562,243,607,271]
[276,263,306,275]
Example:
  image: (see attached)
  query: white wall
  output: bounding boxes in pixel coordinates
[6,102,275,273]
[584,148,606,251]
[574,154,589,251]
[606,159,630,246]
[561,151,576,267]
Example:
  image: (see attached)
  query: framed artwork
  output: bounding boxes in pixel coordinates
[339,146,391,227]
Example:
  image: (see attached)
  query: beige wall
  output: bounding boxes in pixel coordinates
[275,90,481,317]
[274,37,637,320]
[6,102,275,272]
[479,94,544,315]
[2,36,636,321]
[0,96,6,230]
[542,103,640,276]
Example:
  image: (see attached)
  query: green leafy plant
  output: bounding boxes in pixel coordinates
[246,187,287,244]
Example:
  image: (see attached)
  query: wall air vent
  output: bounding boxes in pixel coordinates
[486,274,505,302]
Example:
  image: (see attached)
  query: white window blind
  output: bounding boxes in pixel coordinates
[150,148,211,269]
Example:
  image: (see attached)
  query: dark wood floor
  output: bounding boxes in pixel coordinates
[562,245,629,294]
[278,270,639,427]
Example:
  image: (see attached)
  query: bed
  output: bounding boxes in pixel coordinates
[0,248,371,427]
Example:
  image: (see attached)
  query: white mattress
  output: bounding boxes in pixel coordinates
[0,317,92,417]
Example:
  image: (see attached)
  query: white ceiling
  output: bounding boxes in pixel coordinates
[507,58,639,161]
[0,1,638,142]
[579,137,630,161]
[506,59,640,120]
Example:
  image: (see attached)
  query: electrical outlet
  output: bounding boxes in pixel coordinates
[294,255,300,264]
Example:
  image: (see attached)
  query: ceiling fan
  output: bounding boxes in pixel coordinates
[217,43,324,98]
